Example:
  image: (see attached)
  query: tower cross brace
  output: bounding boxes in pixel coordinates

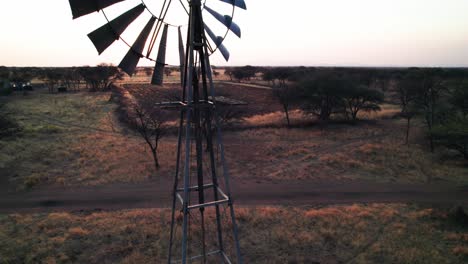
[167,1,243,263]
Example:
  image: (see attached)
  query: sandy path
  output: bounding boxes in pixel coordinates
[0,179,466,214]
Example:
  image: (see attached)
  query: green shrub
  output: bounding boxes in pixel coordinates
[0,86,13,96]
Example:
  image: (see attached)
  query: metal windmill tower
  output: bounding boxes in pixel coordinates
[68,0,246,263]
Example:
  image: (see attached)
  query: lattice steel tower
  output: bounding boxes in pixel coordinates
[67,0,246,262]
[168,1,243,262]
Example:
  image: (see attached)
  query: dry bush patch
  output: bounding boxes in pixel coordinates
[0,92,116,189]
[2,86,467,189]
[1,204,467,263]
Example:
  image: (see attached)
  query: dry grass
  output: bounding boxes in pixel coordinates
[1,204,467,263]
[222,121,468,184]
[0,92,117,189]
[2,87,467,189]
[0,91,180,189]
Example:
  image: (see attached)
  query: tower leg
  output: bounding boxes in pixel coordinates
[168,0,242,263]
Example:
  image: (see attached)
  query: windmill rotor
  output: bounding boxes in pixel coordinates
[68,0,246,81]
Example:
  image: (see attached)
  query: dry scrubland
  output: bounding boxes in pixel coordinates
[1,85,468,191]
[1,84,468,263]
[1,204,467,263]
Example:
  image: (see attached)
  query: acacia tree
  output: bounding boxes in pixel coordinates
[79,64,124,91]
[431,82,468,160]
[144,67,153,77]
[295,74,346,121]
[0,67,11,95]
[415,69,446,152]
[395,72,422,145]
[131,102,169,172]
[40,69,63,93]
[432,117,468,160]
[164,68,173,77]
[272,84,296,127]
[224,68,234,81]
[232,66,257,82]
[342,85,384,121]
[0,66,9,79]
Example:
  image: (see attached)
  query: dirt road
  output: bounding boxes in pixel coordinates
[0,180,466,213]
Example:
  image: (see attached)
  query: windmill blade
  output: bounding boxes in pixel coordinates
[218,0,247,10]
[204,24,230,61]
[217,43,230,61]
[119,17,157,76]
[151,24,169,85]
[88,4,145,54]
[178,27,185,85]
[204,23,223,46]
[204,6,241,38]
[69,0,126,19]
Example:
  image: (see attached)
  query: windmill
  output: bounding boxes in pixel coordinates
[68,0,246,263]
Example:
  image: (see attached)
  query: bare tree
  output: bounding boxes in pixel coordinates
[272,84,295,127]
[131,102,169,173]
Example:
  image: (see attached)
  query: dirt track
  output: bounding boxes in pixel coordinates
[0,179,467,214]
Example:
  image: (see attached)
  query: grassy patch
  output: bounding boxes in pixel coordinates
[0,92,116,189]
[0,204,466,263]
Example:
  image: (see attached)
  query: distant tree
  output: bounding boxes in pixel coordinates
[232,66,257,82]
[273,67,294,86]
[415,68,447,152]
[131,102,169,172]
[272,84,296,127]
[342,85,384,121]
[0,66,9,79]
[432,117,468,160]
[295,74,346,121]
[224,68,234,81]
[0,102,21,138]
[262,68,276,86]
[40,69,63,93]
[213,70,220,78]
[450,82,468,118]
[395,72,422,144]
[164,68,173,77]
[79,64,124,91]
[0,67,11,95]
[144,67,153,77]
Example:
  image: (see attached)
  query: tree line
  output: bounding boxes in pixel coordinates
[0,64,124,94]
[260,66,468,161]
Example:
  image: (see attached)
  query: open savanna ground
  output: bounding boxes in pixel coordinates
[1,83,468,191]
[1,81,468,264]
[0,90,180,190]
[1,204,468,263]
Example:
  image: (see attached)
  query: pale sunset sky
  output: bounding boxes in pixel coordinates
[1,0,468,67]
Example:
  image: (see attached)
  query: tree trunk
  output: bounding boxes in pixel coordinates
[283,104,290,128]
[352,111,358,122]
[405,117,411,145]
[151,149,159,172]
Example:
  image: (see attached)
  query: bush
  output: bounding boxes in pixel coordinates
[432,118,468,160]
[0,103,21,138]
[0,86,13,96]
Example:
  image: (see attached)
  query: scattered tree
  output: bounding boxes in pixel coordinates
[131,103,169,172]
[164,68,173,77]
[144,67,153,77]
[79,64,124,91]
[224,68,234,81]
[432,117,468,160]
[295,74,347,121]
[342,85,384,121]
[395,72,422,144]
[272,84,296,127]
